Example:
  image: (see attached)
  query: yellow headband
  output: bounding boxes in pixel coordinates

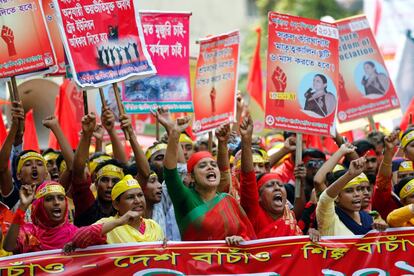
[43,152,59,162]
[145,143,167,160]
[343,173,369,190]
[399,178,414,199]
[399,161,414,173]
[89,155,112,175]
[96,164,124,181]
[259,149,270,163]
[59,160,67,173]
[179,134,193,144]
[111,175,141,200]
[17,152,46,174]
[235,154,265,168]
[401,130,414,148]
[35,184,65,199]
[333,164,346,172]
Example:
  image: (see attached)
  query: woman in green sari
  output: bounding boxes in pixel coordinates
[155,108,256,245]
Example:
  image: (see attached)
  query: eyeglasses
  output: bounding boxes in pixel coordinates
[305,159,324,169]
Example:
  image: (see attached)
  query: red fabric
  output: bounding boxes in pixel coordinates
[323,136,338,155]
[305,134,323,152]
[72,175,96,217]
[73,224,106,249]
[23,109,40,152]
[186,151,213,173]
[371,174,401,220]
[272,158,295,184]
[49,79,81,149]
[400,97,414,132]
[0,108,7,146]
[365,149,377,157]
[257,173,283,190]
[0,202,14,234]
[246,27,264,109]
[240,170,302,238]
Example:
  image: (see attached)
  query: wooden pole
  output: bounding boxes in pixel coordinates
[112,83,130,140]
[82,90,88,115]
[11,77,24,134]
[208,131,213,153]
[295,133,303,198]
[368,115,376,131]
[98,88,107,108]
[7,81,14,102]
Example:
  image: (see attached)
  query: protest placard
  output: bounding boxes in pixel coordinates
[122,11,192,114]
[336,15,400,123]
[265,12,339,136]
[193,30,239,134]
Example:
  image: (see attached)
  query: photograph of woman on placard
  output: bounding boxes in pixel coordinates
[303,74,336,118]
[361,61,389,96]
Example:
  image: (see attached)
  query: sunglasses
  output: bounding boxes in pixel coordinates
[305,159,325,169]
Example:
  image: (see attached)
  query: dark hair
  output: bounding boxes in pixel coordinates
[94,159,127,176]
[326,169,347,186]
[364,61,375,68]
[352,139,376,156]
[42,148,60,156]
[394,176,414,198]
[367,131,385,148]
[302,148,326,160]
[56,153,65,171]
[283,131,295,140]
[314,74,328,93]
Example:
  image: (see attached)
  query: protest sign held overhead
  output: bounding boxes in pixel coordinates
[53,0,156,88]
[265,12,339,137]
[193,30,239,134]
[336,15,400,123]
[42,0,66,75]
[122,11,192,114]
[0,0,56,78]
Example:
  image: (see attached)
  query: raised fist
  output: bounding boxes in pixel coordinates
[1,25,16,56]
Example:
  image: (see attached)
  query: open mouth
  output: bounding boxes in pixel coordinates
[51,208,62,218]
[206,172,217,182]
[31,170,39,179]
[352,200,361,207]
[104,190,112,198]
[132,206,144,212]
[273,193,283,206]
[51,173,60,180]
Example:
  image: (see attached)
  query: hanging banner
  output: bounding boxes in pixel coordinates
[121,11,193,114]
[0,0,56,78]
[265,12,339,136]
[2,228,414,275]
[193,30,239,134]
[53,0,156,88]
[42,0,66,75]
[336,15,400,123]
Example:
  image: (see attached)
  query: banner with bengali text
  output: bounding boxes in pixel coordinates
[336,15,400,123]
[0,0,56,78]
[192,30,239,134]
[2,228,414,275]
[265,12,339,136]
[121,11,193,114]
[53,0,156,88]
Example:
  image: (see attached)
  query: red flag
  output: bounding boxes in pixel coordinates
[23,109,40,152]
[373,0,382,35]
[49,79,80,149]
[0,108,7,146]
[400,97,414,132]
[246,27,264,109]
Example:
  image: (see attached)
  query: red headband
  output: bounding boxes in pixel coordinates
[257,173,283,190]
[365,149,377,157]
[187,151,213,173]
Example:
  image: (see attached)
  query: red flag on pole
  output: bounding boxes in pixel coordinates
[23,109,40,152]
[49,79,80,149]
[246,27,264,109]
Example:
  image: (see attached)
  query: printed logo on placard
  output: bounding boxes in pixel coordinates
[265,115,275,126]
[338,111,347,121]
[193,120,202,132]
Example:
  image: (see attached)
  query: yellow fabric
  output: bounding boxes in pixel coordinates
[387,204,414,227]
[401,130,414,148]
[111,175,141,200]
[333,164,345,172]
[399,161,414,173]
[89,155,112,175]
[235,153,264,168]
[35,184,65,199]
[95,216,164,243]
[43,152,59,162]
[316,190,355,236]
[145,143,167,160]
[96,164,124,182]
[179,134,193,144]
[343,173,369,190]
[0,239,12,257]
[59,160,67,173]
[258,149,269,163]
[17,152,46,173]
[399,178,414,199]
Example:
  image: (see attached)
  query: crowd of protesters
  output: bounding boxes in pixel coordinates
[1,93,413,258]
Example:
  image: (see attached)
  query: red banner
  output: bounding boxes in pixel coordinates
[265,12,339,136]
[336,15,400,123]
[2,228,414,275]
[53,0,156,88]
[192,30,239,134]
[0,0,56,78]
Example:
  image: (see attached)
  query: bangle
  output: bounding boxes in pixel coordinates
[382,161,392,167]
[12,208,26,225]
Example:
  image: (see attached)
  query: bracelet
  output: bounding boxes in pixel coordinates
[382,161,392,167]
[12,208,26,225]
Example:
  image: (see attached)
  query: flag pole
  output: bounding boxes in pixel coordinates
[112,83,130,140]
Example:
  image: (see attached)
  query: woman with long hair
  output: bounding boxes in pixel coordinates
[304,74,336,117]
